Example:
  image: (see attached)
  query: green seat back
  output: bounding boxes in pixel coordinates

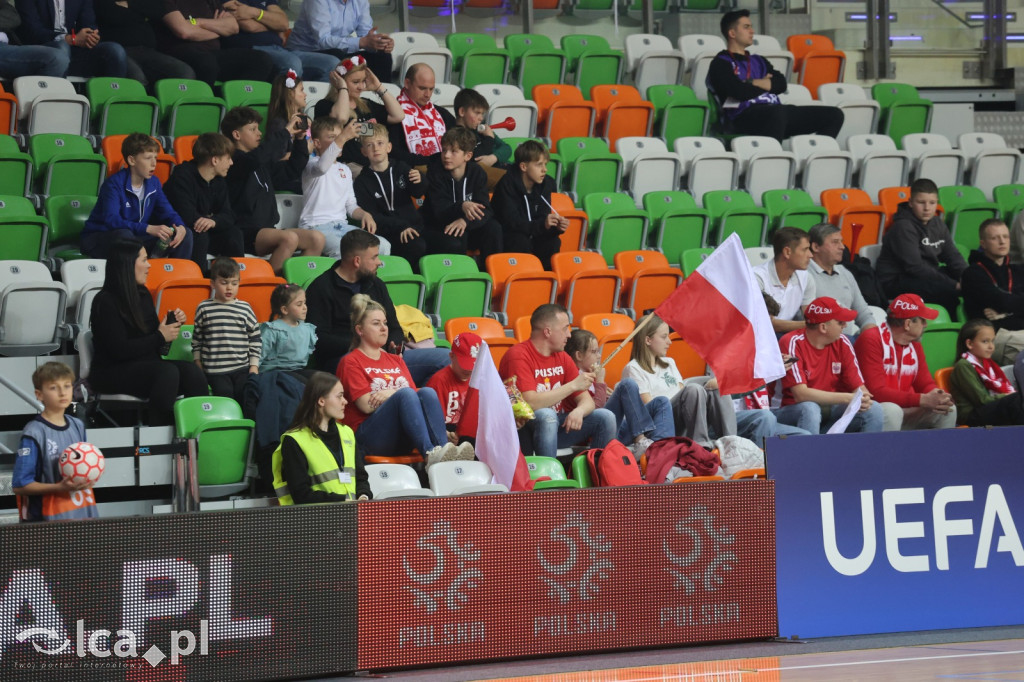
[434,273,492,324]
[762,188,830,231]
[86,77,159,136]
[162,324,195,362]
[992,183,1024,223]
[45,194,96,259]
[644,192,709,263]
[570,453,593,487]
[221,80,272,109]
[0,195,37,217]
[583,193,647,264]
[155,79,217,117]
[517,51,567,98]
[582,192,637,222]
[525,456,581,489]
[681,247,714,277]
[561,34,612,70]
[378,254,427,308]
[0,135,31,196]
[460,49,510,89]
[703,190,766,247]
[0,216,48,261]
[918,324,961,372]
[446,32,497,70]
[173,396,253,486]
[938,185,987,212]
[155,79,226,138]
[557,138,620,203]
[378,254,415,276]
[574,50,623,96]
[504,33,556,64]
[419,254,480,301]
[871,82,922,110]
[282,255,336,288]
[555,136,610,166]
[29,134,106,196]
[924,305,952,325]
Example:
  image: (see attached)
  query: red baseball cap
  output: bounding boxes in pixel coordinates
[888,293,939,320]
[451,332,482,372]
[804,297,858,325]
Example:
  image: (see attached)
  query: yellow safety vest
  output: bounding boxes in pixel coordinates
[271,423,357,505]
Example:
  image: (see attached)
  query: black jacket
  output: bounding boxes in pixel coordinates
[16,0,95,44]
[163,159,235,233]
[491,170,556,240]
[305,268,404,373]
[225,127,294,236]
[93,0,162,48]
[89,287,164,370]
[280,424,371,502]
[962,249,1024,331]
[353,159,424,240]
[420,157,493,231]
[876,202,968,287]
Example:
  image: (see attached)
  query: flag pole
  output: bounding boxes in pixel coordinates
[599,312,654,370]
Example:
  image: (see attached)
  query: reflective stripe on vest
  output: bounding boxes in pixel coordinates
[271,423,357,505]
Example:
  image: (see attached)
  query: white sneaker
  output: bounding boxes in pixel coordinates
[426,443,455,466]
[630,436,654,459]
[454,441,476,461]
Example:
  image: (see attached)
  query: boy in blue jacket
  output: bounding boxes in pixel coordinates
[81,133,190,259]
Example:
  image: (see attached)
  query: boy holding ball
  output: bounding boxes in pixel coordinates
[12,362,98,522]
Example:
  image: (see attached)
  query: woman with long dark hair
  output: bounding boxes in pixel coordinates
[271,371,369,504]
[88,239,207,424]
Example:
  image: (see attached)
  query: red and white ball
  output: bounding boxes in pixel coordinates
[59,442,105,485]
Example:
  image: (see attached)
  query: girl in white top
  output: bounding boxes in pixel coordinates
[621,314,737,447]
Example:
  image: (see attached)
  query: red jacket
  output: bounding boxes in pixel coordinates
[853,325,937,408]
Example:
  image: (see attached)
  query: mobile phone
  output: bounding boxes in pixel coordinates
[357,121,372,136]
[165,311,176,325]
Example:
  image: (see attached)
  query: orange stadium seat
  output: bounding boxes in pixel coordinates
[579,313,635,342]
[551,192,588,252]
[514,315,532,342]
[238,276,287,323]
[0,84,16,135]
[146,258,203,300]
[234,257,275,281]
[820,188,888,255]
[486,336,516,366]
[532,84,596,149]
[445,316,506,342]
[173,134,198,164]
[154,279,211,324]
[101,134,174,181]
[485,253,558,328]
[550,250,621,322]
[934,366,953,394]
[786,33,834,73]
[878,186,911,228]
[667,333,707,378]
[598,332,632,386]
[613,250,684,314]
[589,84,653,151]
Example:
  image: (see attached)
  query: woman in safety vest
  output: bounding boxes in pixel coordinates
[272,371,370,504]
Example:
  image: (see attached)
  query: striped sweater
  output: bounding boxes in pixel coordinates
[192,299,262,375]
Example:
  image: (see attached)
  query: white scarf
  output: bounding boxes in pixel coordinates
[397,89,446,158]
[878,322,919,391]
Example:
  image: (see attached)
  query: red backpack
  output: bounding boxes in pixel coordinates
[585,439,647,487]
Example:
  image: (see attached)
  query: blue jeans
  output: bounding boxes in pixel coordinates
[604,378,674,443]
[774,400,884,434]
[50,39,127,78]
[81,228,194,261]
[355,387,448,455]
[404,347,450,386]
[0,43,69,78]
[253,45,340,81]
[521,407,617,457]
[735,408,811,447]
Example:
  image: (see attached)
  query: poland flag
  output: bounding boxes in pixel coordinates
[655,233,786,395]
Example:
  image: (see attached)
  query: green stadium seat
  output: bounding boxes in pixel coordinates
[582,192,649,265]
[918,323,961,372]
[643,191,710,266]
[937,185,1001,252]
[871,82,933,149]
[762,188,829,232]
[419,254,493,325]
[570,453,592,487]
[44,194,96,262]
[992,184,1024,223]
[0,135,32,198]
[0,215,48,261]
[505,34,567,97]
[162,324,195,362]
[646,84,709,144]
[86,77,159,137]
[155,79,227,140]
[525,456,581,489]
[378,254,426,310]
[681,247,714,277]
[28,133,106,199]
[446,33,509,89]
[173,396,255,496]
[702,190,770,247]
[0,195,37,217]
[555,136,622,205]
[282,255,336,288]
[221,81,272,132]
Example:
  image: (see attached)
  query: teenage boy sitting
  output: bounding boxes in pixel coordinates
[299,115,390,259]
[491,139,568,270]
[421,127,503,262]
[221,106,325,274]
[164,132,242,272]
[12,362,98,522]
[452,88,512,171]
[353,122,427,270]
[81,133,190,259]
[876,177,968,318]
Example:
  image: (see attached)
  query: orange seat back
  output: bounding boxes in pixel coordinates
[513,316,532,342]
[563,270,621,322]
[545,101,597,150]
[174,134,198,164]
[798,51,846,99]
[146,258,204,300]
[445,316,506,342]
[551,250,609,295]
[486,336,516,366]
[102,134,170,176]
[234,257,276,281]
[786,34,835,70]
[629,268,684,314]
[667,333,706,378]
[579,313,635,342]
[934,366,953,394]
[485,252,544,300]
[154,279,211,324]
[878,186,911,228]
[598,333,632,386]
[532,84,584,128]
[238,277,287,323]
[614,250,670,293]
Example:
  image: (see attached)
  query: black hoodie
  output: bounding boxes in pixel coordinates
[225,127,297,237]
[491,170,556,240]
[164,160,234,234]
[352,158,425,238]
[876,201,967,288]
[961,249,1024,331]
[420,156,493,231]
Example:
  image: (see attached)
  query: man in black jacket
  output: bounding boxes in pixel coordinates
[961,218,1024,364]
[0,0,69,77]
[94,0,193,84]
[164,132,243,272]
[221,106,324,274]
[706,9,842,140]
[305,230,448,383]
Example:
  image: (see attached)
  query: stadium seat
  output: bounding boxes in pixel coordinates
[877,186,911,227]
[871,82,932,148]
[390,32,452,83]
[524,456,580,490]
[919,323,961,372]
[60,258,104,336]
[845,134,910,199]
[0,260,69,355]
[505,34,567,97]
[555,137,622,204]
[993,184,1024,223]
[686,49,719,102]
[624,34,684,97]
[28,133,106,199]
[785,134,854,202]
[673,136,740,202]
[445,33,509,88]
[937,185,1001,251]
[0,194,38,217]
[0,212,48,262]
[172,134,198,164]
[378,254,427,309]
[646,85,709,145]
[730,136,798,203]
[533,85,596,150]
[786,35,845,97]
[513,315,532,342]
[154,79,227,140]
[0,83,16,136]
[13,75,90,136]
[161,323,194,362]
[550,191,588,252]
[274,193,304,230]
[86,77,159,137]
[820,188,888,255]
[777,84,814,105]
[145,257,203,297]
[147,258,209,324]
[643,191,710,264]
[745,246,773,266]
[44,194,96,261]
[616,251,683,318]
[100,134,175,181]
[925,303,953,324]
[366,463,435,499]
[668,332,707,377]
[703,189,770,248]
[78,329,147,425]
[550,250,621,321]
[858,243,882,268]
[238,275,287,323]
[933,366,953,394]
[429,82,458,110]
[174,396,256,497]
[582,192,649,264]
[597,331,632,385]
[419,254,493,325]
[677,34,726,73]
[0,134,32,197]
[567,42,623,96]
[235,257,275,281]
[570,452,593,487]
[221,80,272,128]
[444,316,506,343]
[428,460,508,495]
[484,252,557,328]
[473,84,538,139]
[681,247,713,277]
[561,34,612,74]
[901,133,965,188]
[282,255,335,288]
[616,136,681,204]
[302,81,329,115]
[761,188,829,232]
[747,41,795,82]
[817,83,880,149]
[579,312,635,341]
[958,133,1022,201]
[589,85,653,151]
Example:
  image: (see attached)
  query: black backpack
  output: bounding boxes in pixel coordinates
[843,246,888,309]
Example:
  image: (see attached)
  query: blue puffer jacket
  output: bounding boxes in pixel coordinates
[82,168,184,238]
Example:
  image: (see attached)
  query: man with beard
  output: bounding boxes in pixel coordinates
[305,230,448,383]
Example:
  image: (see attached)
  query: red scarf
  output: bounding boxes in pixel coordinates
[397,89,446,157]
[878,322,919,391]
[962,352,1015,395]
[743,387,770,410]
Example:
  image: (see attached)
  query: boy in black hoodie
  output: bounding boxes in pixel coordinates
[221,106,325,274]
[420,127,503,262]
[164,132,242,273]
[961,218,1024,363]
[491,139,567,270]
[876,177,967,317]
[353,123,428,272]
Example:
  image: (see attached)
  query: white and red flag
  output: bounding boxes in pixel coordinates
[655,233,786,395]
